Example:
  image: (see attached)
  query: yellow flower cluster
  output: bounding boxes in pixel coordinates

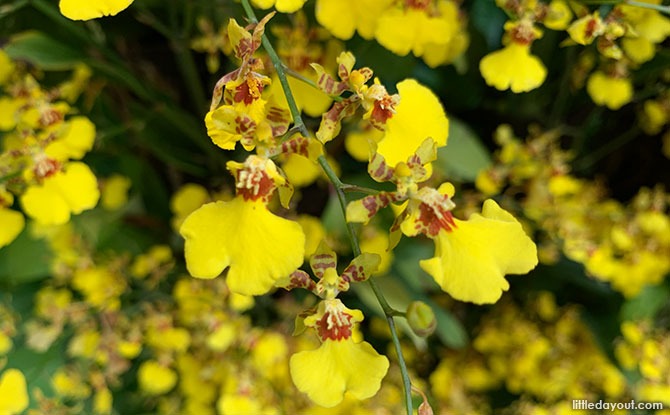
[346,116,537,305]
[429,293,627,413]
[615,321,670,406]
[481,0,669,109]
[566,1,670,109]
[315,0,469,67]
[0,51,99,248]
[17,227,175,413]
[477,125,670,297]
[278,242,389,407]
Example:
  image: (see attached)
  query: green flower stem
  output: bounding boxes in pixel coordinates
[239,1,413,414]
[0,0,29,19]
[579,0,670,13]
[573,126,640,171]
[626,0,670,13]
[340,184,380,195]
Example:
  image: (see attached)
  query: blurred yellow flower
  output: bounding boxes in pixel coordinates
[375,0,467,66]
[0,49,14,86]
[59,0,134,20]
[567,12,604,45]
[71,267,126,311]
[101,174,132,210]
[544,0,573,30]
[138,361,177,395]
[480,42,547,93]
[45,116,96,161]
[297,215,327,259]
[281,153,321,188]
[251,0,307,13]
[0,369,28,415]
[315,0,392,40]
[586,71,632,110]
[21,161,99,225]
[0,208,24,249]
[94,387,113,415]
[51,368,91,399]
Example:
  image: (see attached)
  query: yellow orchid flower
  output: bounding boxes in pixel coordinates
[59,0,134,21]
[180,156,305,296]
[420,199,538,304]
[289,299,389,407]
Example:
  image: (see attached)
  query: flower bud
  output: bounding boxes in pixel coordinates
[418,400,434,415]
[406,301,437,337]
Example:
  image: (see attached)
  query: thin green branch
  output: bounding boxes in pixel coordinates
[239,1,414,413]
[573,126,640,171]
[387,316,414,415]
[578,0,670,13]
[0,0,29,19]
[626,0,670,14]
[340,184,380,195]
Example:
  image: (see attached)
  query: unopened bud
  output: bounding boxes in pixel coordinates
[406,301,436,337]
[418,400,434,415]
[412,384,434,415]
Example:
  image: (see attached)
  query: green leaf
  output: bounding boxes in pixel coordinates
[621,284,670,321]
[0,228,52,285]
[437,117,492,181]
[4,31,85,70]
[470,0,507,50]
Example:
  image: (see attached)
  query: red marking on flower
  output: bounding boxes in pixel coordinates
[416,202,456,237]
[33,158,61,179]
[370,95,396,127]
[325,101,347,122]
[342,265,367,282]
[281,136,310,157]
[311,254,336,276]
[234,115,255,135]
[509,23,536,45]
[235,169,275,202]
[287,270,317,291]
[235,38,255,60]
[406,0,430,10]
[370,157,394,182]
[322,74,335,91]
[233,78,264,105]
[316,311,353,341]
[362,197,380,218]
[362,193,400,219]
[40,108,64,127]
[338,63,350,81]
